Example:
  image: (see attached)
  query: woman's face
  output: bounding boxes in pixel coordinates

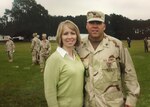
[61,25,77,49]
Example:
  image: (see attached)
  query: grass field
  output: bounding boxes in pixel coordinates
[0,40,150,107]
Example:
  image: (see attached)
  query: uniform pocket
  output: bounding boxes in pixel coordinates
[101,60,119,82]
[104,87,124,106]
[93,60,119,91]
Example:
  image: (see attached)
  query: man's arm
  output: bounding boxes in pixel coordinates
[120,45,140,107]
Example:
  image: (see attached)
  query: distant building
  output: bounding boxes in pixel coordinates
[48,36,56,41]
[80,34,88,39]
[12,36,24,41]
[0,35,10,41]
[47,34,88,41]
[0,35,24,42]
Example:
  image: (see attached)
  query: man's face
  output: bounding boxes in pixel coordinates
[86,21,105,39]
[42,36,46,40]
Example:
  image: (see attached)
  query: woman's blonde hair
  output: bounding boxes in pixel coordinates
[56,20,81,47]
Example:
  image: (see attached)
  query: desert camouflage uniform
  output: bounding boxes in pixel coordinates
[31,37,41,64]
[39,39,51,70]
[147,39,150,51]
[76,34,140,107]
[6,39,15,62]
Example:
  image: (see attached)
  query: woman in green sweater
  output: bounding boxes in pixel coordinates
[44,20,84,107]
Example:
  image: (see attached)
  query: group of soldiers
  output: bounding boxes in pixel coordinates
[5,33,51,72]
[31,33,51,72]
[126,36,150,53]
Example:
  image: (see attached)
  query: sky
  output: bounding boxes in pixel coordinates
[0,0,150,20]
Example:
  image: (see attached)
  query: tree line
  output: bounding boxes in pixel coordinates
[0,0,150,41]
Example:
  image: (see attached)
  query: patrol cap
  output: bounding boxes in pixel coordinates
[87,11,105,22]
[33,33,37,37]
[42,34,47,38]
[7,36,11,40]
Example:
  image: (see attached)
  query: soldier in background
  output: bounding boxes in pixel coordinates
[39,33,51,72]
[127,37,131,48]
[37,35,41,63]
[147,37,150,52]
[144,37,148,52]
[5,36,15,62]
[31,33,41,65]
[77,11,140,107]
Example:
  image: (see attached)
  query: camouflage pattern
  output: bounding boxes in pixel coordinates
[87,11,105,22]
[144,37,148,52]
[147,39,150,51]
[39,39,51,70]
[6,39,15,62]
[31,36,41,64]
[76,34,140,107]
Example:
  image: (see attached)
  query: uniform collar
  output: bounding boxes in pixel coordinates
[82,33,109,53]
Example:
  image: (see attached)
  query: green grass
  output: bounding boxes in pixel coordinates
[0,40,149,107]
[0,42,57,107]
[125,40,150,107]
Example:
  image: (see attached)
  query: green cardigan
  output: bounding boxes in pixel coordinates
[44,51,84,107]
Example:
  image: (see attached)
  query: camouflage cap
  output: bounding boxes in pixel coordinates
[33,33,37,37]
[7,36,11,40]
[42,34,47,38]
[87,11,105,22]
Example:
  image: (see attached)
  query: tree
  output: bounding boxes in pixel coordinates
[109,14,132,39]
[3,0,50,40]
[1,0,150,40]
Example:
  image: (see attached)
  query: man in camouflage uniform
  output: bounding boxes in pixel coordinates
[39,33,51,72]
[77,11,140,107]
[31,33,41,65]
[5,36,15,62]
[144,37,148,52]
[147,37,150,51]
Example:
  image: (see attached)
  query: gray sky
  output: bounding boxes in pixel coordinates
[0,0,149,20]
